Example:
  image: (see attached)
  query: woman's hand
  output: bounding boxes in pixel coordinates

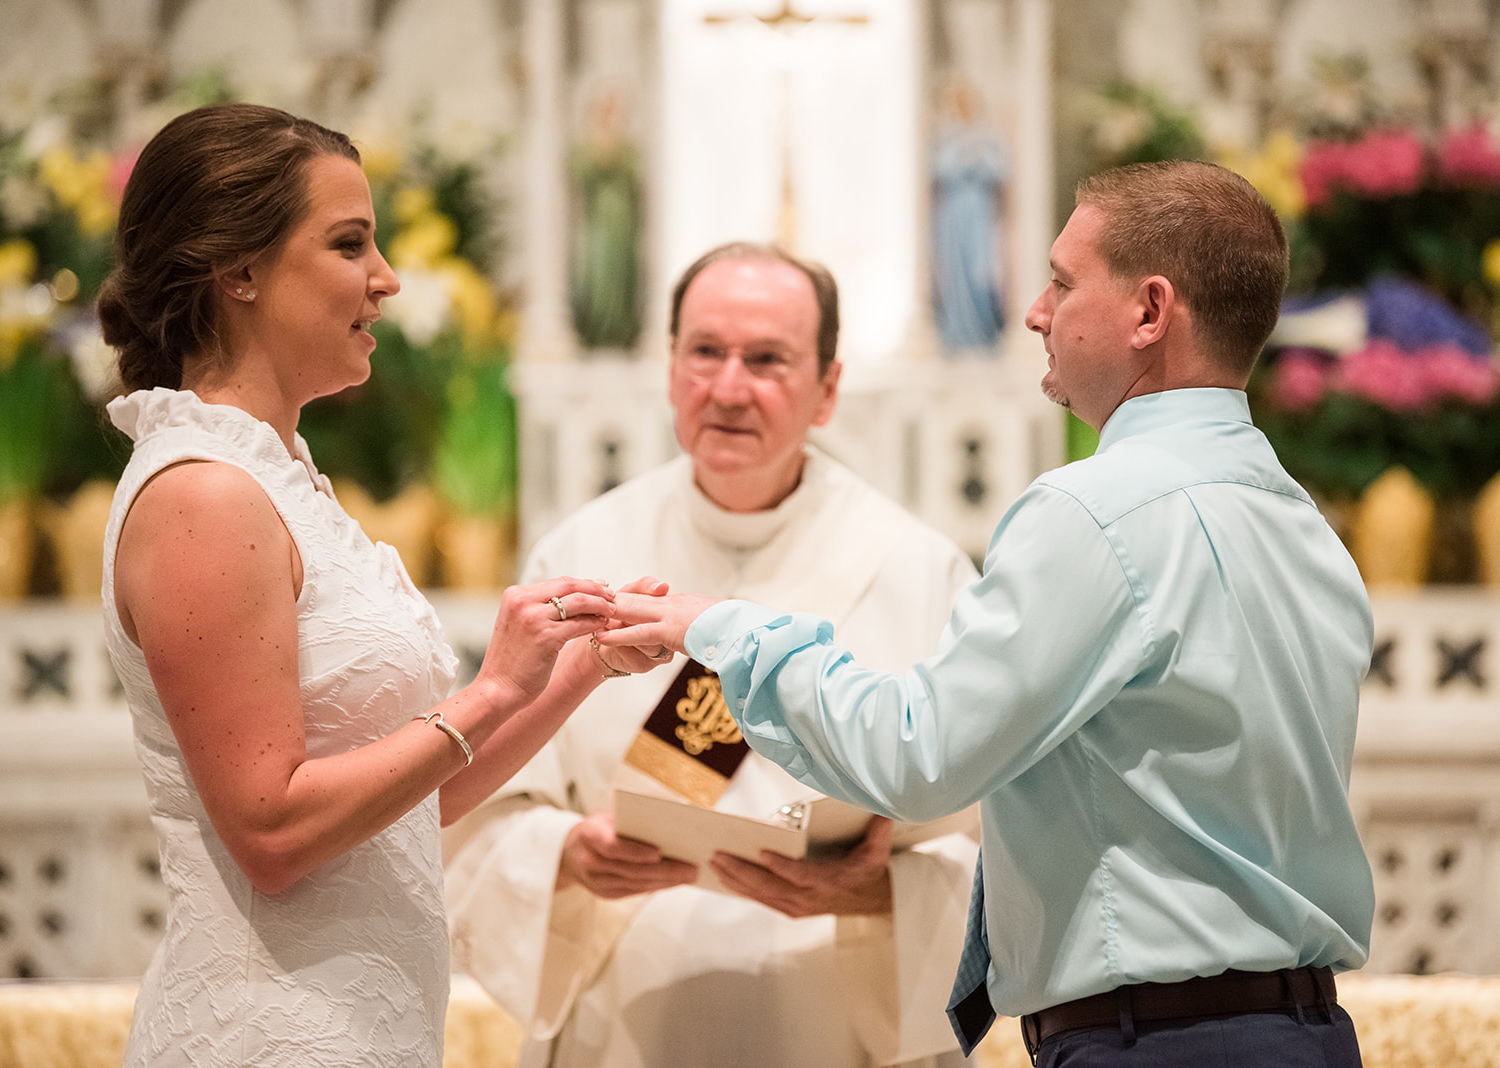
[436,576,674,826]
[473,578,619,706]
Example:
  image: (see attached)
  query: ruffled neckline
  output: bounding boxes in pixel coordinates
[108,387,325,493]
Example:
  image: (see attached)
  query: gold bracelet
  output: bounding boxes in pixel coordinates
[414,710,474,767]
[590,635,629,679]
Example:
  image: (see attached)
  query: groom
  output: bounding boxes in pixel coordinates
[604,160,1375,1067]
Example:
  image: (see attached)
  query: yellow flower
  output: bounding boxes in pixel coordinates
[0,322,28,368]
[492,305,519,344]
[0,240,39,286]
[74,193,117,237]
[38,145,117,235]
[1483,239,1500,291]
[439,258,500,344]
[359,141,403,184]
[1221,130,1305,220]
[1262,130,1303,171]
[393,186,436,225]
[0,279,49,369]
[390,211,458,269]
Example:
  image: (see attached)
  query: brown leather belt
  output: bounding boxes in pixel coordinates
[1020,966,1337,1056]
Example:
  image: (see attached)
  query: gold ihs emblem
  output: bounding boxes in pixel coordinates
[674,675,742,754]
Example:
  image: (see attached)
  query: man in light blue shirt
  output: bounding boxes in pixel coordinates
[604,160,1374,1066]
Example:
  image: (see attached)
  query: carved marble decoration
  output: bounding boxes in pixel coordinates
[1413,0,1494,130]
[1199,0,1288,147]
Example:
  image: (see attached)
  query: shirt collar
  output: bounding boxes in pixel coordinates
[1097,388,1252,454]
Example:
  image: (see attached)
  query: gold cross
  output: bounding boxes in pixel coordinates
[704,1,869,31]
[699,2,871,248]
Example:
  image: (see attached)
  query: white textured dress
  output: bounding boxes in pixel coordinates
[102,388,458,1067]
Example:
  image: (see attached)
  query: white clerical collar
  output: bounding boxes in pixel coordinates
[684,448,824,554]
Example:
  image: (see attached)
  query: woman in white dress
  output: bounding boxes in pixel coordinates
[96,103,667,1067]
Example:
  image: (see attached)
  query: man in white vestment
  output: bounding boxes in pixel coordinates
[444,242,981,1068]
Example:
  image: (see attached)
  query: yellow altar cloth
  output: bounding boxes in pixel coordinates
[1,973,1496,1067]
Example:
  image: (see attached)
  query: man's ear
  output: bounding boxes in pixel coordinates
[1130,275,1174,350]
[811,359,842,428]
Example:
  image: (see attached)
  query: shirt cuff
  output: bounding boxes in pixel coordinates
[684,598,781,665]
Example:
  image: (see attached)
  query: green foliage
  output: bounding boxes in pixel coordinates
[43,353,129,496]
[431,353,517,517]
[1064,412,1098,463]
[298,323,456,501]
[370,141,504,275]
[0,343,55,501]
[1085,80,1207,171]
[0,341,124,501]
[0,126,117,300]
[427,154,500,275]
[1291,186,1500,319]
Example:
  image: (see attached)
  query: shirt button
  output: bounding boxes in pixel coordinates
[704,646,717,659]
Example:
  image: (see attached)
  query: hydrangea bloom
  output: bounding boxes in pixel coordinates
[1436,123,1500,188]
[1299,130,1425,208]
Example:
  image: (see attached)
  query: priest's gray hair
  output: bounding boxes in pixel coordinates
[669,242,840,376]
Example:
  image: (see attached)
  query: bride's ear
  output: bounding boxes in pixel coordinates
[216,266,258,305]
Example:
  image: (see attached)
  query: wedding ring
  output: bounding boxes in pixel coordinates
[650,647,674,662]
[550,596,567,621]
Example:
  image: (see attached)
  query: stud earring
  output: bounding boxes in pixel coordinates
[235,287,243,295]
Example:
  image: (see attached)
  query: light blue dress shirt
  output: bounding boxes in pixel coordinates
[687,388,1376,1018]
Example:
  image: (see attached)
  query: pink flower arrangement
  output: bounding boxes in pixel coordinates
[1259,120,1500,504]
[1268,349,1331,411]
[107,147,139,206]
[1436,123,1500,188]
[1298,129,1426,208]
[1415,343,1500,405]
[1270,341,1500,413]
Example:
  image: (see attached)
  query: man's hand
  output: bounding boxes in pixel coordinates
[558,812,698,898]
[589,577,679,675]
[596,591,722,658]
[709,816,894,918]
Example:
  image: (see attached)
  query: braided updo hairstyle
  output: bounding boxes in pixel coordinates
[98,103,360,392]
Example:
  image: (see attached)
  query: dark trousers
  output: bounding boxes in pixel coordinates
[1035,1004,1362,1067]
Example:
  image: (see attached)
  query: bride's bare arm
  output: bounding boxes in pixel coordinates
[116,460,616,894]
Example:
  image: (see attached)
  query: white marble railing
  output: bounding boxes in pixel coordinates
[1347,589,1500,975]
[2,588,1497,980]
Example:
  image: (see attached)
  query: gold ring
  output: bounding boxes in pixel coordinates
[549,596,566,621]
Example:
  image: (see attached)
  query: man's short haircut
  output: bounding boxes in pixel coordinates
[668,242,840,376]
[1075,160,1289,378]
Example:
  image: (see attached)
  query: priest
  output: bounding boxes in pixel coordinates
[444,242,981,1067]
